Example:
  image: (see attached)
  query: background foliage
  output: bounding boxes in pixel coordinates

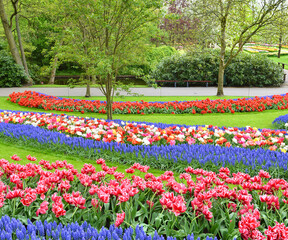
[0,43,27,87]
[152,50,284,87]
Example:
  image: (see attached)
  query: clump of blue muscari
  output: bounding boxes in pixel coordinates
[0,215,225,240]
[0,120,287,171]
[273,114,288,126]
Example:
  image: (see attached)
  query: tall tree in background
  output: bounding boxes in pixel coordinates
[29,0,66,84]
[260,4,288,57]
[271,2,288,58]
[152,0,200,48]
[0,0,22,65]
[0,0,33,84]
[56,0,161,119]
[11,0,30,78]
[192,0,286,96]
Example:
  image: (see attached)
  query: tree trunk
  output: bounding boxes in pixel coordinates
[106,93,113,120]
[217,16,227,96]
[49,55,58,84]
[217,60,225,96]
[15,13,28,73]
[15,11,33,85]
[105,75,113,120]
[239,39,243,52]
[0,0,22,66]
[91,75,96,85]
[85,77,91,97]
[278,34,282,58]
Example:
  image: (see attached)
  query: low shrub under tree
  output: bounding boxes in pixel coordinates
[0,45,27,88]
[152,50,283,87]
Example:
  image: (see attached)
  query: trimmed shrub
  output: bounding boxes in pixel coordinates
[0,47,27,87]
[226,53,283,87]
[152,51,218,86]
[152,50,283,87]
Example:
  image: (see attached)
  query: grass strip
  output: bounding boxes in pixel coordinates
[2,96,288,129]
[0,138,164,178]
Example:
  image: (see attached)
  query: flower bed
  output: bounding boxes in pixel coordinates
[8,91,288,115]
[0,216,216,240]
[0,111,288,177]
[244,48,267,53]
[1,157,288,239]
[273,114,288,129]
[0,111,287,174]
[1,110,288,152]
[249,46,278,52]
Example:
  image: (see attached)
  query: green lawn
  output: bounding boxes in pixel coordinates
[0,138,164,177]
[268,55,288,70]
[1,96,288,129]
[244,47,288,69]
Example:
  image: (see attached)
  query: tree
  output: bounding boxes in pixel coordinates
[0,0,22,65]
[261,2,288,58]
[25,0,67,84]
[0,0,33,84]
[151,0,200,48]
[191,0,286,96]
[11,0,30,77]
[55,0,162,119]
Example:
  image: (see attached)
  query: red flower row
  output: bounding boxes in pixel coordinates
[8,91,288,114]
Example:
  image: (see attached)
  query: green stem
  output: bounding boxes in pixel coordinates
[274,206,282,223]
[71,207,79,219]
[170,214,177,230]
[149,192,157,223]
[123,220,132,227]
[12,198,16,217]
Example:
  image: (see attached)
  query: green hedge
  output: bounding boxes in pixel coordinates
[0,45,27,87]
[152,50,284,87]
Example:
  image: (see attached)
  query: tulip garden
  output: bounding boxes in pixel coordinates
[8,91,288,115]
[2,92,288,239]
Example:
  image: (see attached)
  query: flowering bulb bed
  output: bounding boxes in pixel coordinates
[8,91,288,115]
[1,157,288,239]
[0,216,217,240]
[1,110,288,152]
[0,114,288,177]
[273,114,288,129]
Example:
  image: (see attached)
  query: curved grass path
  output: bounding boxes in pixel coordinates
[2,96,288,129]
[0,139,164,177]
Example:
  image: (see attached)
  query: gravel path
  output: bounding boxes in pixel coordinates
[0,86,287,97]
[1,73,288,97]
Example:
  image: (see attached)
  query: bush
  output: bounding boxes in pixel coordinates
[226,54,283,87]
[152,50,283,87]
[152,51,219,86]
[0,49,27,87]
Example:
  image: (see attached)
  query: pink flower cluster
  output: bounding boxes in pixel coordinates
[1,155,288,238]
